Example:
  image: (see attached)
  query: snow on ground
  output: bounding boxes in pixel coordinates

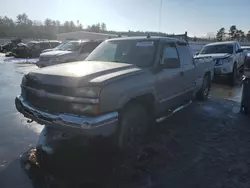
[0,53,38,64]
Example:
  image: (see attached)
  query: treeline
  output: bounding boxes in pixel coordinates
[216,25,250,42]
[1,13,250,42]
[0,13,107,39]
[0,13,184,40]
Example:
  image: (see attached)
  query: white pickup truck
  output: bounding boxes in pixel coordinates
[195,41,245,85]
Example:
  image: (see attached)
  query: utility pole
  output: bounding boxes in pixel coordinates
[158,0,163,36]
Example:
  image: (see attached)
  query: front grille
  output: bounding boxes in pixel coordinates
[25,76,71,96]
[23,89,75,114]
[23,76,75,114]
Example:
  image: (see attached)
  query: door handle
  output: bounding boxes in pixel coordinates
[180,71,184,76]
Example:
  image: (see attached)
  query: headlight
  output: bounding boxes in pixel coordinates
[221,57,233,64]
[75,87,101,98]
[71,103,99,116]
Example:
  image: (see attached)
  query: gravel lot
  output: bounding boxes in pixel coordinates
[0,54,249,188]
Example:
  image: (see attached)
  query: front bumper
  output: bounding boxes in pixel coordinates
[15,95,118,137]
[214,62,234,75]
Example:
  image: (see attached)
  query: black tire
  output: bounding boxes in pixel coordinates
[229,64,237,86]
[196,74,211,101]
[117,103,149,150]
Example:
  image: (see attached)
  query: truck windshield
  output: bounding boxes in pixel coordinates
[59,41,81,51]
[200,44,234,54]
[85,40,157,67]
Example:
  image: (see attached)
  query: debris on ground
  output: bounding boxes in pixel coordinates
[19,98,250,188]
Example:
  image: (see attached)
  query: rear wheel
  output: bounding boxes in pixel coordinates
[117,103,149,150]
[196,74,211,101]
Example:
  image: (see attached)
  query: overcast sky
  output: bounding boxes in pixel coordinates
[0,0,249,37]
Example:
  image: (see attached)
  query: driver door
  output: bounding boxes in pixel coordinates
[155,42,186,114]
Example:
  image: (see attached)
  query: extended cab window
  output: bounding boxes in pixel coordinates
[177,43,193,66]
[162,43,180,68]
[86,40,157,67]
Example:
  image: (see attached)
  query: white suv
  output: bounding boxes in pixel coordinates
[196,41,245,85]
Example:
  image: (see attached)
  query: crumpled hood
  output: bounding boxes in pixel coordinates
[196,53,231,59]
[26,61,142,87]
[40,50,75,57]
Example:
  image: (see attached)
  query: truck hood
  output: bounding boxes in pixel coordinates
[40,50,75,57]
[195,53,231,59]
[26,61,142,87]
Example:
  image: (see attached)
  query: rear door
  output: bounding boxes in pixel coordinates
[156,42,186,113]
[176,42,196,100]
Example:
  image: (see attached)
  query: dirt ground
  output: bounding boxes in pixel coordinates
[23,98,250,188]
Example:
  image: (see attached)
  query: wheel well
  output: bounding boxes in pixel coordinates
[123,94,155,116]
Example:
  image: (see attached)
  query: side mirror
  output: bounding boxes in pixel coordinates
[195,52,199,56]
[237,48,244,53]
[160,58,180,69]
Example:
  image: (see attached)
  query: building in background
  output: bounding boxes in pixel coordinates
[56,31,118,41]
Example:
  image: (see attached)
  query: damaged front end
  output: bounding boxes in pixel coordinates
[20,125,120,188]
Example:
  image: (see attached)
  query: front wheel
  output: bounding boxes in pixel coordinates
[117,103,149,150]
[196,74,211,101]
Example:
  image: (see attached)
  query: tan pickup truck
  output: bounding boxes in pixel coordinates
[15,36,214,150]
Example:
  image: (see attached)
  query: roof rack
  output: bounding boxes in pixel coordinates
[167,31,188,42]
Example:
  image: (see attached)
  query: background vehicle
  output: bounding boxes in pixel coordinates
[242,46,250,63]
[41,42,65,53]
[0,38,22,53]
[1,42,16,53]
[37,40,103,67]
[15,36,214,153]
[9,40,61,58]
[195,41,245,85]
[9,43,30,58]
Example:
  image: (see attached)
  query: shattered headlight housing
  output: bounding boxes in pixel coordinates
[71,103,100,116]
[72,87,102,115]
